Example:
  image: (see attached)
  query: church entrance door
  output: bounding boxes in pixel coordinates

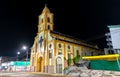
[56,56,62,74]
[38,57,43,72]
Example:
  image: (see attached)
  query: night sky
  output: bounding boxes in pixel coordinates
[0,0,119,56]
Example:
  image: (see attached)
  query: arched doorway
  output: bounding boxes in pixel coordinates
[37,57,43,72]
[56,57,62,73]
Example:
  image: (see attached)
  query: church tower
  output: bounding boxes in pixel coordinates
[38,5,54,33]
[30,5,54,72]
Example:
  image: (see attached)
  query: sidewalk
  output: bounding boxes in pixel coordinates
[27,72,67,77]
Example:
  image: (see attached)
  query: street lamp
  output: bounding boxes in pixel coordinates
[22,45,28,61]
[23,46,27,50]
[22,45,28,71]
[17,51,20,61]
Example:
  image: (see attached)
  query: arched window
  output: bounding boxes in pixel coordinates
[48,17,50,22]
[49,51,52,58]
[58,44,61,48]
[41,18,43,23]
[49,44,52,48]
[68,45,70,49]
[76,50,79,55]
[68,53,71,58]
[48,25,50,30]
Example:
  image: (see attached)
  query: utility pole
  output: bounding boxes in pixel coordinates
[26,50,28,61]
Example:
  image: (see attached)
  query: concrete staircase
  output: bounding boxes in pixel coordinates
[64,60,120,77]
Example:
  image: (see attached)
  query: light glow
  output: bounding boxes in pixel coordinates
[23,45,27,50]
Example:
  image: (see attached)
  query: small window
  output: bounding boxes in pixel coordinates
[108,50,114,54]
[49,52,52,58]
[58,52,62,55]
[76,50,79,55]
[58,44,61,48]
[41,18,43,23]
[48,17,50,22]
[49,44,52,48]
[48,25,50,30]
[58,50,62,55]
[68,45,70,49]
[68,53,71,58]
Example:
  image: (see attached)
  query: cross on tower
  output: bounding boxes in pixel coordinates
[39,36,43,48]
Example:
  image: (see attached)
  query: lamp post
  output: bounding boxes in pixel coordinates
[22,45,28,71]
[23,46,28,61]
[16,51,20,72]
[17,51,20,61]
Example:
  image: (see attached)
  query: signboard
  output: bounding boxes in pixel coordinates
[14,61,30,66]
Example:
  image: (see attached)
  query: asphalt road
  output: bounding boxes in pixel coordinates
[0,72,67,77]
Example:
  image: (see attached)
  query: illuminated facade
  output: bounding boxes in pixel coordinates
[30,6,100,74]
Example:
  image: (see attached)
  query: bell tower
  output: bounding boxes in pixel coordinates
[30,5,55,73]
[38,5,54,33]
[36,5,54,72]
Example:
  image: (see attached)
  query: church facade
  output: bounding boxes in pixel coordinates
[30,6,101,74]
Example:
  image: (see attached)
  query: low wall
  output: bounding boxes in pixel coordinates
[90,60,120,71]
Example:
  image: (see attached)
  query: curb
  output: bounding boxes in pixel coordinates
[27,72,66,76]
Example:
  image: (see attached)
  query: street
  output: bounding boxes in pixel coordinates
[0,72,67,77]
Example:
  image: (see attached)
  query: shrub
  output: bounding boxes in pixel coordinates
[77,55,80,60]
[73,56,78,64]
[67,58,72,66]
[73,55,80,64]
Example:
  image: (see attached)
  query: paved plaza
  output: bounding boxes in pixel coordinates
[0,72,66,77]
[0,70,120,77]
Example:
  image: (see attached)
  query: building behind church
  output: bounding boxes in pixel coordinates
[30,6,102,74]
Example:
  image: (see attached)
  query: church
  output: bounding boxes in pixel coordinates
[30,5,101,74]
